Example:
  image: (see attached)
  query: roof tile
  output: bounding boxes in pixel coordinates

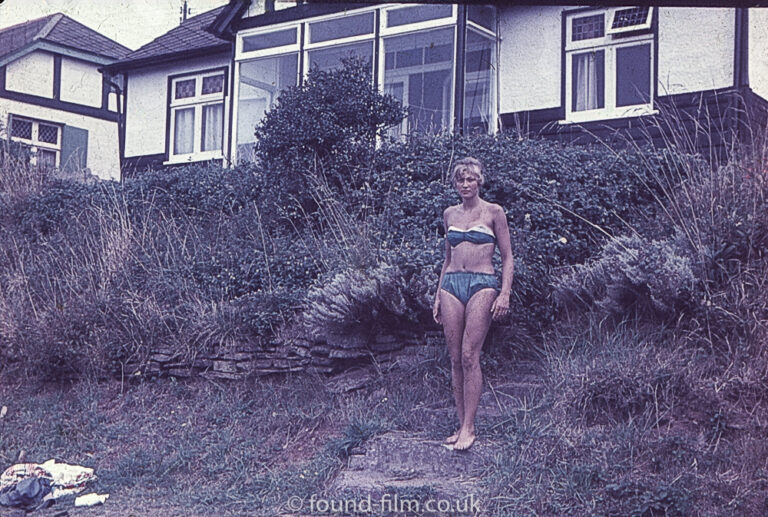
[46,16,132,59]
[0,14,57,60]
[0,13,131,61]
[119,6,229,63]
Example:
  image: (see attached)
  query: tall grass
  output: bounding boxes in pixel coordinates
[557,93,768,350]
[540,93,768,515]
[0,162,273,380]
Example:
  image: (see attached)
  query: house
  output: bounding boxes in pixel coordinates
[0,13,131,180]
[105,2,768,175]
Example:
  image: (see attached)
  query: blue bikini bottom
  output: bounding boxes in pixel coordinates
[441,272,499,306]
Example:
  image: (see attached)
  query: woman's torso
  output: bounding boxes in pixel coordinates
[445,202,497,274]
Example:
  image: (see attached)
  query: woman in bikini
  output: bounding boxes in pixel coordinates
[433,157,514,451]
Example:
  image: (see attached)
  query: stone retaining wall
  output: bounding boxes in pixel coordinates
[141,331,439,379]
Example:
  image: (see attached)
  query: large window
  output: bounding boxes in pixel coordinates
[168,69,226,162]
[8,115,61,168]
[564,7,654,122]
[237,54,298,162]
[384,28,454,135]
[464,27,496,133]
[234,4,497,162]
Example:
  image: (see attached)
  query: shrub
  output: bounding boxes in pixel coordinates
[302,263,408,339]
[122,162,264,219]
[554,234,696,321]
[253,57,405,207]
[553,118,768,349]
[368,132,668,333]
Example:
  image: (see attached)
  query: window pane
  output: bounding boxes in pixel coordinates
[237,54,298,161]
[310,12,374,43]
[38,123,59,144]
[175,78,196,99]
[202,74,224,95]
[572,50,604,111]
[572,14,604,41]
[464,29,495,133]
[385,82,404,139]
[173,107,194,154]
[612,7,651,29]
[383,28,454,134]
[308,41,373,73]
[616,44,651,107]
[201,103,223,152]
[10,118,32,139]
[386,5,452,28]
[242,28,297,52]
[37,149,57,169]
[468,5,496,32]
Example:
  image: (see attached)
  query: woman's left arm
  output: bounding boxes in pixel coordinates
[490,204,514,320]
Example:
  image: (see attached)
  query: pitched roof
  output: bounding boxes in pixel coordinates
[0,13,131,61]
[114,6,230,68]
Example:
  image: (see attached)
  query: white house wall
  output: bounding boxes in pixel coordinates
[244,0,293,18]
[0,98,120,180]
[123,54,229,159]
[497,7,738,115]
[498,5,562,114]
[5,50,55,98]
[60,57,103,108]
[748,8,768,101]
[657,8,734,96]
[245,0,265,18]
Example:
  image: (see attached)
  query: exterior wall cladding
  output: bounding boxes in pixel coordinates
[497,6,768,153]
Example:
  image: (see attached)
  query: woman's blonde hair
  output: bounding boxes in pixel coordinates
[452,157,485,186]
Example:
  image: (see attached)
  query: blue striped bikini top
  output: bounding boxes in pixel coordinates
[446,225,496,247]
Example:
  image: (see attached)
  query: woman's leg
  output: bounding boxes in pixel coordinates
[439,289,466,443]
[454,288,496,450]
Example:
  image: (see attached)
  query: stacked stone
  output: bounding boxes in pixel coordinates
[141,330,432,380]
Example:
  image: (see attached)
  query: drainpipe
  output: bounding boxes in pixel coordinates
[733,8,749,143]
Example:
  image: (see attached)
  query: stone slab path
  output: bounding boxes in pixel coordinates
[327,360,543,510]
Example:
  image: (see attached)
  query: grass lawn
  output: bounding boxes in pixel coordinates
[0,345,458,516]
[2,328,766,516]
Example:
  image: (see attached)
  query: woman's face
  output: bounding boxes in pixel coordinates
[455,169,480,200]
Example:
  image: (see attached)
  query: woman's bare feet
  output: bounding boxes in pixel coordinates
[453,430,476,451]
[444,432,460,445]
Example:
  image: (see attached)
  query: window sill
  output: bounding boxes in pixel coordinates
[163,153,223,166]
[559,108,659,125]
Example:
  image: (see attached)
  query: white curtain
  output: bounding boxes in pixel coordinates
[202,103,223,152]
[574,52,599,111]
[173,108,194,154]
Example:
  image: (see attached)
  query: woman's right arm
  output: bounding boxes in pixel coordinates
[433,209,452,324]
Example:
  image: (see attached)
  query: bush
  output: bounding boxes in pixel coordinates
[368,132,669,333]
[253,57,405,208]
[122,162,264,219]
[0,159,324,379]
[302,263,408,338]
[553,122,768,350]
[555,234,696,321]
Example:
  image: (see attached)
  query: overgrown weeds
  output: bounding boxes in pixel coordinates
[540,95,768,516]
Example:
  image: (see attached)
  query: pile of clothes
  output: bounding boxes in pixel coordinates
[0,459,107,511]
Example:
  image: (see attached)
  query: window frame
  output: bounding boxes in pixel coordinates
[165,67,228,165]
[381,26,457,137]
[7,114,62,168]
[562,7,656,124]
[607,6,654,36]
[463,25,497,133]
[232,3,497,162]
